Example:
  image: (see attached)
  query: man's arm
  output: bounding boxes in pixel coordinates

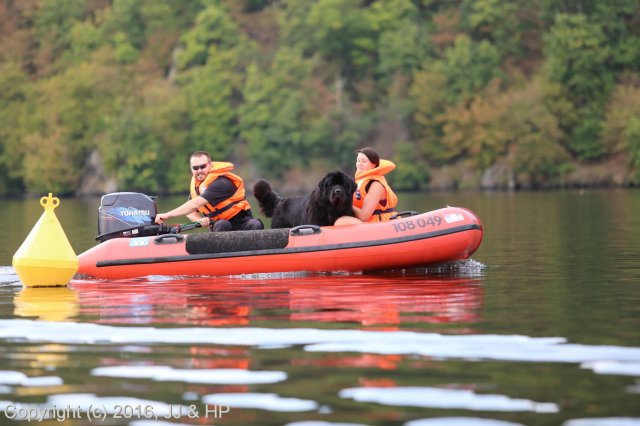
[156,177,236,225]
[186,211,203,222]
[155,196,209,224]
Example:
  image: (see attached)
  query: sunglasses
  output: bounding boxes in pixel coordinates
[191,163,208,171]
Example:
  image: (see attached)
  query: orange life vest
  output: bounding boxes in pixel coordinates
[189,162,251,221]
[353,159,398,222]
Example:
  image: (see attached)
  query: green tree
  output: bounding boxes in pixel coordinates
[409,67,449,163]
[306,0,376,88]
[101,100,162,192]
[410,36,501,167]
[63,20,103,65]
[462,0,521,57]
[276,1,315,50]
[438,81,510,169]
[101,0,201,66]
[603,83,640,183]
[105,0,151,50]
[172,2,255,176]
[176,3,254,163]
[21,53,127,194]
[540,1,640,70]
[543,13,613,160]
[505,78,571,186]
[182,51,241,160]
[392,141,430,191]
[33,0,87,55]
[241,0,274,13]
[177,3,246,69]
[2,0,639,195]
[139,81,191,194]
[239,49,317,178]
[439,34,502,103]
[0,62,31,195]
[624,118,640,184]
[544,14,612,105]
[368,0,430,87]
[314,108,374,171]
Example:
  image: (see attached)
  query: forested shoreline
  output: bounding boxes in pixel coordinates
[1,0,639,197]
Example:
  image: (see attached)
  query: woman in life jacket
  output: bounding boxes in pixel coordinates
[336,147,398,225]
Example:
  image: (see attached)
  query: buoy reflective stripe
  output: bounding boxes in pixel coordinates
[12,193,79,287]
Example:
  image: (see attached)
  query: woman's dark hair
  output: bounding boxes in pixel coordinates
[357,147,379,167]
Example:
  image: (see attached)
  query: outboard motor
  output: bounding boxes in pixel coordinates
[96,192,170,242]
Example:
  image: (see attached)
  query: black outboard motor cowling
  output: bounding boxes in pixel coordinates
[97,192,170,242]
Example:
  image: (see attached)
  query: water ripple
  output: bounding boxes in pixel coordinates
[0,266,19,286]
[0,319,638,370]
[405,418,525,426]
[91,366,287,384]
[203,392,318,412]
[340,386,558,413]
[0,370,63,387]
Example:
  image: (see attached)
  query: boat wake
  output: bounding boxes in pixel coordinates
[432,258,487,277]
[73,259,487,283]
[381,259,487,278]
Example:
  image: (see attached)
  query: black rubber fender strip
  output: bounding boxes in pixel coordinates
[185,228,290,255]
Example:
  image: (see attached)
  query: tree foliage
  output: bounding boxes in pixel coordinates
[462,0,523,58]
[0,62,30,195]
[1,0,639,196]
[239,48,318,177]
[603,84,640,183]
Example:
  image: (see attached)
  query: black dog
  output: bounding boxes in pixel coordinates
[253,170,356,228]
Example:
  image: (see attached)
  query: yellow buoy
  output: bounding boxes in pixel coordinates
[12,193,79,287]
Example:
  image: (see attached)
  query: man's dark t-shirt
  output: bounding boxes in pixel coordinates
[197,176,236,206]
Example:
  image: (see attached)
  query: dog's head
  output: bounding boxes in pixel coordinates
[318,170,356,207]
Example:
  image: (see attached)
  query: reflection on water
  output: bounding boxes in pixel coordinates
[1,260,638,425]
[1,314,640,423]
[14,287,79,322]
[2,190,640,425]
[61,273,483,330]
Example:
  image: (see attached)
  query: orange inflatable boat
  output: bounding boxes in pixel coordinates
[77,199,483,280]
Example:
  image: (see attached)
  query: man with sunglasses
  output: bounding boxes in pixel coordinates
[155,151,263,232]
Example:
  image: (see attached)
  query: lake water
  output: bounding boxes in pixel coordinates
[1,190,639,426]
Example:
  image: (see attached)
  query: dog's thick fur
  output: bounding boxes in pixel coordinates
[253,170,356,228]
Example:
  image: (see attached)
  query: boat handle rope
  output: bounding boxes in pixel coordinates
[290,224,322,236]
[393,211,419,219]
[154,234,186,244]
